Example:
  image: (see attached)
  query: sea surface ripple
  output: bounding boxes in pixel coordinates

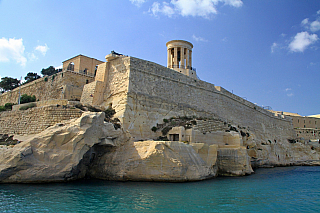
[0,166,320,212]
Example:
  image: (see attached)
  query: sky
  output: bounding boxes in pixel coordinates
[0,0,319,116]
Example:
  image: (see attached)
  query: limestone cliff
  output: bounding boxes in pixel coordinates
[0,112,127,183]
[88,141,218,182]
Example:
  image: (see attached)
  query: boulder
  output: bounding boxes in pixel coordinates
[88,141,218,182]
[0,112,127,183]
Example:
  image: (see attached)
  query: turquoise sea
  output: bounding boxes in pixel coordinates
[1,166,320,212]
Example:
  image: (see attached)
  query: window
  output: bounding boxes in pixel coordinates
[67,62,74,71]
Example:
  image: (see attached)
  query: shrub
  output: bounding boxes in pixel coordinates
[44,77,48,82]
[19,103,36,110]
[151,126,158,132]
[87,105,101,112]
[230,126,238,132]
[104,107,116,121]
[161,126,172,136]
[0,106,6,112]
[4,103,13,110]
[20,94,36,104]
[113,123,121,130]
[75,103,86,111]
[163,118,169,123]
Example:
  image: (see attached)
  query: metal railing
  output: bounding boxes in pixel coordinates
[169,65,196,71]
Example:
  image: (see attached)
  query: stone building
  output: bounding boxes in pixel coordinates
[80,40,294,145]
[62,54,104,77]
[271,110,320,142]
[0,55,102,105]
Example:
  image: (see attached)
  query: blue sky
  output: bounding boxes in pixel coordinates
[0,0,319,116]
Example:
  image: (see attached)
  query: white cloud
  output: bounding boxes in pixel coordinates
[27,52,38,61]
[317,10,320,15]
[288,31,318,52]
[0,37,27,66]
[130,0,147,7]
[35,44,49,56]
[222,37,227,42]
[222,0,243,7]
[310,20,320,32]
[193,34,208,42]
[150,2,175,17]
[150,0,243,18]
[284,88,293,97]
[301,18,309,26]
[172,0,217,17]
[271,42,278,53]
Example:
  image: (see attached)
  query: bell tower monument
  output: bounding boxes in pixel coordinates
[166,40,197,79]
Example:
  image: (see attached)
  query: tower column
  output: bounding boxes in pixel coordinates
[189,51,192,68]
[166,40,197,79]
[174,47,178,68]
[186,49,189,69]
[167,48,171,68]
[181,47,185,69]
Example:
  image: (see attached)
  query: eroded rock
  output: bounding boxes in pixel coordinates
[88,141,218,182]
[0,112,127,183]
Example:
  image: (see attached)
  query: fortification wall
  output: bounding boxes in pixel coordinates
[121,57,295,141]
[99,57,131,117]
[0,71,94,106]
[0,105,83,135]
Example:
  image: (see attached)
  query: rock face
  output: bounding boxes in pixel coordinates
[88,141,218,182]
[243,132,320,168]
[217,147,253,176]
[0,112,127,183]
[0,111,318,183]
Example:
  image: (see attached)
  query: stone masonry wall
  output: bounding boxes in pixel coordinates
[121,57,295,141]
[101,57,131,116]
[0,71,94,106]
[0,105,83,135]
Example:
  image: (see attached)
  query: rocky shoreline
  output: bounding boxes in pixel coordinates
[0,112,319,183]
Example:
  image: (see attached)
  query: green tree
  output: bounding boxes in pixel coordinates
[41,66,58,76]
[0,77,20,92]
[24,72,41,84]
[20,94,36,104]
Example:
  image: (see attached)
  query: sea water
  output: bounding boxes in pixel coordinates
[0,166,320,212]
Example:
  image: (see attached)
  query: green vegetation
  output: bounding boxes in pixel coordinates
[0,103,14,112]
[4,103,13,110]
[151,126,158,132]
[20,94,36,104]
[24,72,41,84]
[0,77,20,92]
[0,106,6,112]
[161,126,172,136]
[41,66,58,76]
